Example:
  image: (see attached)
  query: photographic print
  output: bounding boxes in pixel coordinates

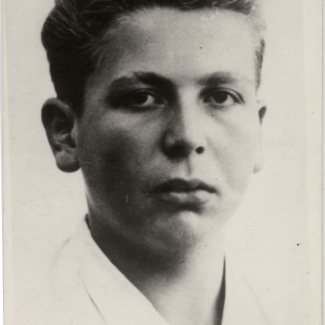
[4,0,322,324]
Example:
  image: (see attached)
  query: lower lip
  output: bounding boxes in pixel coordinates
[153,190,214,206]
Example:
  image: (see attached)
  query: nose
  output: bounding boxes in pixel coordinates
[161,94,207,160]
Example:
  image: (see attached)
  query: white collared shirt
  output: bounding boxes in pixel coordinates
[43,219,272,325]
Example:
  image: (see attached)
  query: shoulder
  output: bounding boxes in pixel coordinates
[222,251,273,325]
[44,234,106,325]
[42,220,168,325]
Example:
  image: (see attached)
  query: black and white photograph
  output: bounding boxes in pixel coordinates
[4,0,322,324]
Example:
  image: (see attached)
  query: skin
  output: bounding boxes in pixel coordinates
[43,7,265,325]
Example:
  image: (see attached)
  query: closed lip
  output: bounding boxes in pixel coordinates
[151,178,216,195]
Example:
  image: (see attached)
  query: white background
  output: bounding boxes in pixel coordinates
[4,0,322,324]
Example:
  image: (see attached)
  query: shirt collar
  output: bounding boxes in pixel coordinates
[72,218,271,325]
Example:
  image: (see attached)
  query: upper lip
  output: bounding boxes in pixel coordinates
[152,178,216,194]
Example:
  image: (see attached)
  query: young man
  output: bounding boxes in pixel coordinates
[41,0,268,324]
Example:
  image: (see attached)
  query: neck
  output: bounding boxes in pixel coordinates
[136,239,226,325]
[88,217,226,325]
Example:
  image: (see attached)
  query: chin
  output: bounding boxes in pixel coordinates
[137,210,221,253]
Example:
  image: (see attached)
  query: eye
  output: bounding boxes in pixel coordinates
[120,91,165,111]
[203,90,239,108]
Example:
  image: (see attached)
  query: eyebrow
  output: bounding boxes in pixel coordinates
[198,72,255,87]
[108,72,177,94]
[107,70,254,101]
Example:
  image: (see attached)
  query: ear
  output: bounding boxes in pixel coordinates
[42,98,80,173]
[253,101,267,173]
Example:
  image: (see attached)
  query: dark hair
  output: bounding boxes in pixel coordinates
[42,0,266,116]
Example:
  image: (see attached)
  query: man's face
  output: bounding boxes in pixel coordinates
[75,8,264,253]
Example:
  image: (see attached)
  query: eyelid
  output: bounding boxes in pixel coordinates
[125,89,165,104]
[108,88,167,110]
[201,87,244,104]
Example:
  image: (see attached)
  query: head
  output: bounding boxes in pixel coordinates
[42,0,266,260]
[42,0,265,116]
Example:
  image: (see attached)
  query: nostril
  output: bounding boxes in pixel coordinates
[196,146,204,154]
[167,144,189,159]
[163,142,205,159]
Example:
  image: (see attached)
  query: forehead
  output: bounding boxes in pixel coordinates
[89,7,256,87]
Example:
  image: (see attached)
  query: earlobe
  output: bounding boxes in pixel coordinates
[258,101,267,123]
[42,98,80,173]
[253,135,264,173]
[253,154,264,173]
[254,101,267,173]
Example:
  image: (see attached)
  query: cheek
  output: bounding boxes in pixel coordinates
[218,115,260,191]
[76,115,161,185]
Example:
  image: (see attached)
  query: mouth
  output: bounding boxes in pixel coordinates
[150,178,217,206]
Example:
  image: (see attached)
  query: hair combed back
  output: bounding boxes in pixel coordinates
[42,0,265,115]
